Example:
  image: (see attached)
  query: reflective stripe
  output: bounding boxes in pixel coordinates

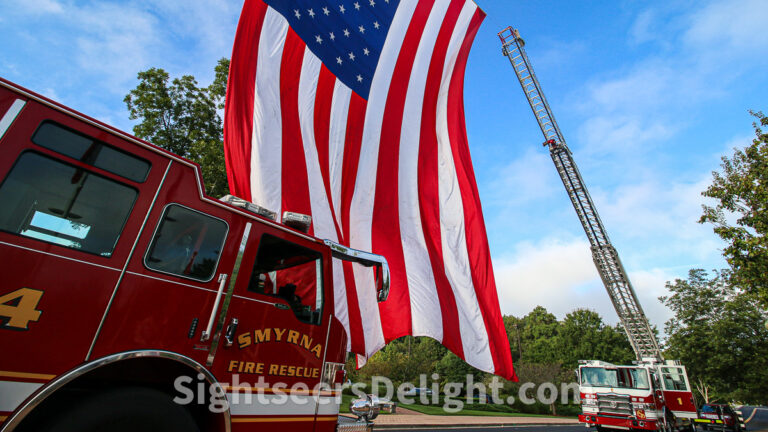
[0,371,55,381]
[0,99,25,140]
[0,381,42,412]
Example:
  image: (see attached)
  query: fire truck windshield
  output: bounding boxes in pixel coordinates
[580,367,650,390]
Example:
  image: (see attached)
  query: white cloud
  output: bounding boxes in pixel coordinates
[40,87,61,101]
[0,0,240,129]
[571,0,767,162]
[579,115,677,155]
[486,149,558,206]
[629,10,657,46]
[494,237,600,318]
[594,177,724,264]
[6,0,64,14]
[140,1,240,68]
[683,0,768,56]
[73,3,162,88]
[628,268,676,337]
[493,237,679,335]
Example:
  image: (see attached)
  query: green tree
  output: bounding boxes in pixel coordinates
[124,58,230,197]
[514,306,560,364]
[555,309,634,369]
[660,269,768,403]
[700,110,768,305]
[434,350,486,386]
[354,336,448,385]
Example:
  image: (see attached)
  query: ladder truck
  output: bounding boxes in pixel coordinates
[498,27,698,432]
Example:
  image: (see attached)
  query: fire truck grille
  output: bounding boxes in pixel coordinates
[595,393,632,416]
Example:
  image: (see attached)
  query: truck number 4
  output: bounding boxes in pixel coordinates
[0,288,43,330]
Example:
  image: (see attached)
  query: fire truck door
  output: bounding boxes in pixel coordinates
[0,93,167,388]
[660,366,697,418]
[208,230,334,431]
[88,162,246,367]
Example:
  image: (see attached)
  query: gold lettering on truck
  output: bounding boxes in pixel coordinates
[235,328,323,358]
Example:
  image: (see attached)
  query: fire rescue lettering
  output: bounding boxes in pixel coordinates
[227,360,320,378]
[237,328,322,358]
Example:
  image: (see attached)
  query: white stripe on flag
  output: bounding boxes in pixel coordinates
[297,48,353,349]
[398,0,452,340]
[349,0,418,357]
[251,7,288,216]
[435,1,493,372]
[329,80,352,222]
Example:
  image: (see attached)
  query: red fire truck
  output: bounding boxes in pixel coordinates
[499,27,699,432]
[578,360,697,431]
[0,77,388,432]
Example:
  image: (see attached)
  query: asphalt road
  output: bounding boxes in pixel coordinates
[741,406,768,431]
[377,411,768,432]
[378,426,584,432]
[376,407,768,432]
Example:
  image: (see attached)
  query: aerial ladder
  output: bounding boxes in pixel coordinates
[498,27,700,431]
[497,26,661,362]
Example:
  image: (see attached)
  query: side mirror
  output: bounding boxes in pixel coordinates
[323,240,390,302]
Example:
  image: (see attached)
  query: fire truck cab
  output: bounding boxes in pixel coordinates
[0,78,388,432]
[578,360,698,432]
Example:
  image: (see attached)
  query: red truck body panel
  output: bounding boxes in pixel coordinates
[0,78,354,432]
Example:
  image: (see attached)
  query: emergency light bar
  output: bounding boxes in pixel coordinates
[219,195,277,221]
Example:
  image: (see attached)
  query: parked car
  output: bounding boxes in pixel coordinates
[402,387,433,396]
[695,404,744,432]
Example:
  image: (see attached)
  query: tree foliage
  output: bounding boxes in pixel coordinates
[505,306,633,369]
[124,58,230,198]
[660,269,768,404]
[700,111,768,305]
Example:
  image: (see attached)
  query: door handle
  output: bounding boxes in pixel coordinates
[201,273,228,341]
[224,318,239,347]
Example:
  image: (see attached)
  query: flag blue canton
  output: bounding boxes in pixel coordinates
[265,0,399,99]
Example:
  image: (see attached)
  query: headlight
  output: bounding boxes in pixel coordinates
[350,394,380,421]
[581,398,597,406]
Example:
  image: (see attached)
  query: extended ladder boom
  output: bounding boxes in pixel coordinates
[498,27,662,361]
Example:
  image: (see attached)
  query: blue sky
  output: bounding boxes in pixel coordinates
[2,0,767,338]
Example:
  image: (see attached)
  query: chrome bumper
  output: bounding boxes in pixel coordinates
[337,415,373,432]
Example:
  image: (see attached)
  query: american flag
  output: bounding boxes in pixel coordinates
[224,0,516,380]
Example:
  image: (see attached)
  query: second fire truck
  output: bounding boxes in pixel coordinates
[499,27,698,432]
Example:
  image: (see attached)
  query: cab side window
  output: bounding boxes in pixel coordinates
[0,152,137,257]
[144,205,228,282]
[32,121,150,183]
[661,367,689,391]
[248,234,323,325]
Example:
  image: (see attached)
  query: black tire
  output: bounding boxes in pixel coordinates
[38,386,200,432]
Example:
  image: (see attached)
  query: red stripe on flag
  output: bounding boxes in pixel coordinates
[340,92,368,354]
[370,0,436,342]
[416,0,466,357]
[223,0,268,201]
[279,30,313,226]
[314,65,338,223]
[445,9,516,381]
